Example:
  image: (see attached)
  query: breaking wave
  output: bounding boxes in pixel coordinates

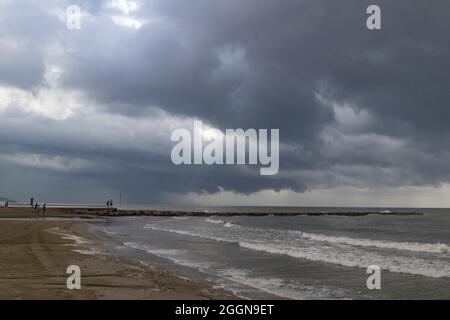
[297,232,450,254]
[143,224,450,278]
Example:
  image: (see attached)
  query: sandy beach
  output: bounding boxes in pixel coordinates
[0,209,236,299]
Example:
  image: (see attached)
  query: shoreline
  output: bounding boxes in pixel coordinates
[0,217,236,299]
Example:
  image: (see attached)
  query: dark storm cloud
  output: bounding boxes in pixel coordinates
[64,0,450,140]
[1,0,450,203]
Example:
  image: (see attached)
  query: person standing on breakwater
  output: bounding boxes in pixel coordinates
[106,199,114,208]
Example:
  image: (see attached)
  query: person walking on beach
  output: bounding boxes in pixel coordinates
[30,197,34,206]
[43,202,46,214]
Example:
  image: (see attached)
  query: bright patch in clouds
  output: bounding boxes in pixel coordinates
[109,0,138,15]
[107,0,145,29]
[111,15,144,29]
[0,86,83,120]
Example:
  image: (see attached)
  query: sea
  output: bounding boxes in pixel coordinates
[89,206,450,299]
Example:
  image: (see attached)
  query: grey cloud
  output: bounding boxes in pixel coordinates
[1,0,450,203]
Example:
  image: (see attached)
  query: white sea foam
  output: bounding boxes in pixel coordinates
[47,227,93,245]
[205,218,224,224]
[143,224,450,278]
[217,268,346,300]
[123,242,212,270]
[224,222,237,228]
[238,242,450,278]
[102,229,128,236]
[191,221,450,254]
[144,225,233,244]
[73,248,107,256]
[296,232,450,254]
[124,242,182,256]
[46,227,107,256]
[204,218,237,228]
[60,234,93,245]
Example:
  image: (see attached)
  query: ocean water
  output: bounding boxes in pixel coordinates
[90,207,450,299]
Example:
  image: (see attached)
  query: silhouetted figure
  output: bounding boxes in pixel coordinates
[30,197,34,206]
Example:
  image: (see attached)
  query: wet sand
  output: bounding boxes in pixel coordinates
[0,213,236,299]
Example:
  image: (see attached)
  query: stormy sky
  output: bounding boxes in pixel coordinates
[1,0,450,206]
